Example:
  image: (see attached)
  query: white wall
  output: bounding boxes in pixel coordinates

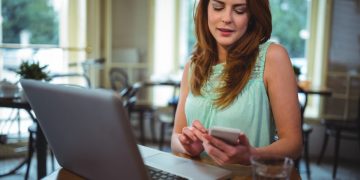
[329,0,360,69]
[111,0,149,63]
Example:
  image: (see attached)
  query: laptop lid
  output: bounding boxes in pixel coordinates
[21,79,148,179]
[21,79,232,180]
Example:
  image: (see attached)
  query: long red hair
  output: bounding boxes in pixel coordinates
[190,0,272,109]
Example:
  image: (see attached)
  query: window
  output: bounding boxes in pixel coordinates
[1,0,59,44]
[270,0,310,80]
[0,0,62,82]
[0,0,87,84]
[178,0,197,68]
[271,0,335,119]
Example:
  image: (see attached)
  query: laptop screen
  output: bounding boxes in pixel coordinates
[21,79,149,179]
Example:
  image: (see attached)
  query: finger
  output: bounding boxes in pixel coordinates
[211,155,224,165]
[204,134,233,153]
[178,134,191,144]
[186,123,206,142]
[192,120,207,133]
[182,127,197,142]
[238,133,250,147]
[202,134,212,144]
[203,142,221,162]
[203,140,228,163]
[193,128,207,142]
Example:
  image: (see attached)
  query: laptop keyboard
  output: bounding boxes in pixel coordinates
[148,167,187,180]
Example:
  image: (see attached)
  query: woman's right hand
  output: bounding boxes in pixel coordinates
[177,120,207,157]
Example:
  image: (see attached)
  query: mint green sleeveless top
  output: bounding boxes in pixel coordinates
[185,41,275,147]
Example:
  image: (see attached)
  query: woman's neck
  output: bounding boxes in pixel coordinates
[217,44,228,64]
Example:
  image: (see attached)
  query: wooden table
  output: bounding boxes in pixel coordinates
[303,87,332,96]
[0,97,48,179]
[44,154,301,180]
[298,82,332,97]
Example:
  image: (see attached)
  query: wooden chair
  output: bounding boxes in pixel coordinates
[297,86,312,179]
[108,68,154,144]
[126,81,179,146]
[317,97,360,179]
[109,67,129,94]
[25,123,55,180]
[126,82,157,145]
[50,73,91,88]
[0,113,34,178]
[158,96,178,150]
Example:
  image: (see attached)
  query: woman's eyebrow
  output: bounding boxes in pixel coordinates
[212,0,224,5]
[234,4,247,8]
[211,0,247,7]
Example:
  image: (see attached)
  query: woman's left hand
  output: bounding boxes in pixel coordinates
[202,133,257,165]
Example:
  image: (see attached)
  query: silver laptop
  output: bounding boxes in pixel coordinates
[21,79,232,180]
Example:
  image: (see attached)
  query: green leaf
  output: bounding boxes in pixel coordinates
[17,60,51,81]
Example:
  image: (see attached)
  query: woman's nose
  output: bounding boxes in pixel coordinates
[221,9,232,24]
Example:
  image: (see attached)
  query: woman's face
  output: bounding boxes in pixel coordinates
[207,0,249,48]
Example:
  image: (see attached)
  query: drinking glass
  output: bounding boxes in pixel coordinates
[250,156,294,180]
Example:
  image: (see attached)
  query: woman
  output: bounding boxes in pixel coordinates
[171,0,302,165]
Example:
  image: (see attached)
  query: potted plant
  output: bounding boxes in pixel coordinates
[17,61,51,81]
[16,60,51,101]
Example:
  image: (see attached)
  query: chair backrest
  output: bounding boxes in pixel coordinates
[109,67,129,94]
[50,73,91,88]
[298,86,308,124]
[125,81,180,110]
[121,82,142,109]
[81,58,105,75]
[357,97,360,137]
[140,81,180,106]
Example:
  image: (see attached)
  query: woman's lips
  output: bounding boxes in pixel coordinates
[217,28,234,36]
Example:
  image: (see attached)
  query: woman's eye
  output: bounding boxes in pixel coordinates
[212,4,223,11]
[234,8,246,14]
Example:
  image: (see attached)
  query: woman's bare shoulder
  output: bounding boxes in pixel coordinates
[264,43,294,85]
[265,43,293,70]
[181,61,192,86]
[266,43,290,63]
[184,61,191,71]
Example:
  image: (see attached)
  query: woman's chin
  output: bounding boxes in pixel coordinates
[216,42,233,49]
[215,39,236,48]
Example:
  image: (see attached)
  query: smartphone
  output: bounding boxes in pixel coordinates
[209,126,242,145]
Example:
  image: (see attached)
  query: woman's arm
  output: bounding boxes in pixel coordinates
[259,43,303,159]
[171,62,190,153]
[197,44,302,165]
[171,62,206,156]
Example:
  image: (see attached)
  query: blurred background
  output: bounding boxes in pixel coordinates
[0,0,359,179]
